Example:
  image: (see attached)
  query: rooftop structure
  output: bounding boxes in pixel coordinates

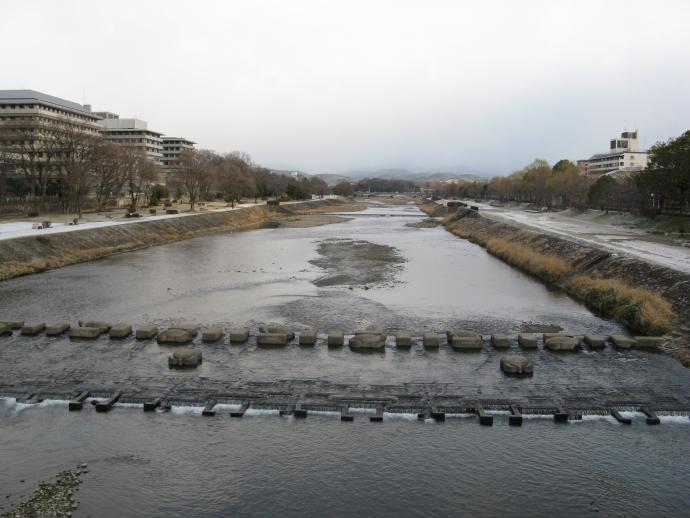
[584,129,648,178]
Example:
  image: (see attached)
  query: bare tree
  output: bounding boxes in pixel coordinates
[171,149,212,210]
[123,148,159,212]
[91,140,127,211]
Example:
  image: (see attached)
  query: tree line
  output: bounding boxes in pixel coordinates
[430,130,690,215]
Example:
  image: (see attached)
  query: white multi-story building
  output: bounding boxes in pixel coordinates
[585,130,648,177]
[96,114,164,164]
[161,137,195,169]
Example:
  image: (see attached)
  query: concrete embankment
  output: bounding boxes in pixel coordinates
[420,203,690,363]
[0,198,346,282]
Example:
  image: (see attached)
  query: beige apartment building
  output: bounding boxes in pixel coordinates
[585,130,648,178]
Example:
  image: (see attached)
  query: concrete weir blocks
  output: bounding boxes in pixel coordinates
[632,336,665,349]
[158,328,194,345]
[491,334,511,348]
[0,320,24,329]
[328,329,344,346]
[259,325,295,341]
[109,324,132,339]
[447,330,482,350]
[349,331,386,351]
[135,325,158,340]
[69,327,101,339]
[45,323,70,336]
[584,335,607,348]
[168,347,203,368]
[500,354,534,376]
[229,327,249,343]
[518,333,539,348]
[610,334,636,349]
[20,322,46,336]
[423,332,440,348]
[79,321,111,334]
[299,329,317,346]
[257,333,288,346]
[395,331,412,347]
[544,336,580,351]
[202,327,224,342]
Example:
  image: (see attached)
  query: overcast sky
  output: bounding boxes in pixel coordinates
[2,0,689,176]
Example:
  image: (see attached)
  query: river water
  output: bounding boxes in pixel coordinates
[0,202,689,516]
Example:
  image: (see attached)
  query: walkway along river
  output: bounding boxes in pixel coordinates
[0,201,688,517]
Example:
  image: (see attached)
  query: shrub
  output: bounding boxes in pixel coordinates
[566,276,674,335]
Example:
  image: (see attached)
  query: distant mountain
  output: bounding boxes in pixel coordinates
[343,168,416,180]
[313,173,352,186]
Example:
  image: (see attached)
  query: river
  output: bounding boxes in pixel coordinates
[0,201,688,517]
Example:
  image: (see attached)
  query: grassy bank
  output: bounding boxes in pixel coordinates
[566,276,674,335]
[486,237,572,284]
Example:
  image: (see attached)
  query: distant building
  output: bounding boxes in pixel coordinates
[97,115,164,164]
[585,129,648,177]
[161,137,195,180]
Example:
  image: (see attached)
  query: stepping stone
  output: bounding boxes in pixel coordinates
[135,325,158,340]
[259,325,294,340]
[21,322,46,336]
[518,333,539,348]
[491,334,511,348]
[349,332,386,350]
[229,327,249,343]
[0,323,12,336]
[69,327,100,339]
[299,329,317,346]
[632,336,665,348]
[500,354,533,375]
[611,334,636,349]
[448,330,482,349]
[0,320,24,329]
[328,329,344,346]
[79,321,111,334]
[395,331,412,347]
[109,324,132,339]
[202,327,224,342]
[544,336,579,351]
[543,332,567,340]
[168,347,203,368]
[423,332,440,348]
[45,323,70,336]
[584,335,607,348]
[169,324,198,336]
[257,333,288,346]
[158,328,194,344]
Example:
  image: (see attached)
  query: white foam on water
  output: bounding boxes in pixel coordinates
[170,405,204,416]
[521,414,553,420]
[619,411,645,419]
[659,415,690,424]
[576,415,618,424]
[485,410,511,416]
[445,413,476,419]
[215,403,242,412]
[348,407,376,415]
[245,408,280,416]
[308,410,341,417]
[1,397,69,413]
[383,412,418,421]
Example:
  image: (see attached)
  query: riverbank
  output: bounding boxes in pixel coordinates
[419,202,690,364]
[0,198,352,282]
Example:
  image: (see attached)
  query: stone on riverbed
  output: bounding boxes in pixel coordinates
[0,320,24,329]
[259,325,295,340]
[448,330,482,349]
[491,334,511,348]
[45,322,70,336]
[423,332,440,348]
[21,321,46,336]
[229,327,249,343]
[610,334,636,349]
[518,333,539,348]
[69,326,101,339]
[299,329,317,346]
[257,333,288,346]
[109,324,132,339]
[158,328,195,344]
[168,347,202,368]
[79,320,111,334]
[500,354,534,375]
[202,327,224,342]
[395,331,412,347]
[349,331,386,350]
[135,325,158,339]
[328,329,344,346]
[544,335,579,351]
[632,336,665,348]
[584,335,607,348]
